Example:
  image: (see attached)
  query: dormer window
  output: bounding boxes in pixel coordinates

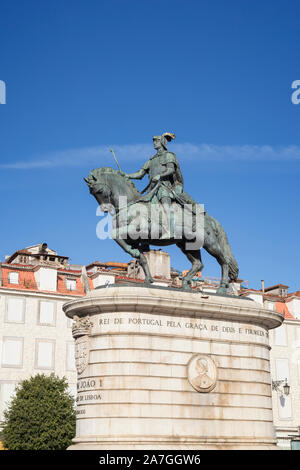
[280,288,287,297]
[66,279,76,291]
[8,272,19,285]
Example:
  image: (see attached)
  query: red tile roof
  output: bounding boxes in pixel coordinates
[86,261,128,270]
[287,290,300,298]
[5,249,68,264]
[1,266,37,290]
[275,302,294,320]
[265,283,289,291]
[115,275,144,283]
[0,265,86,296]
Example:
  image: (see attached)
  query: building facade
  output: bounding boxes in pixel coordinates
[240,284,300,449]
[1,243,300,449]
[0,243,123,423]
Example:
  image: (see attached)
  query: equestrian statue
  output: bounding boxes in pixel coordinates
[84,132,239,294]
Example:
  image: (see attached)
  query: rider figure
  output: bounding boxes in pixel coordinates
[124,132,194,206]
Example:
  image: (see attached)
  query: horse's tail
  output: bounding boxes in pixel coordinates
[228,256,239,282]
[210,216,239,282]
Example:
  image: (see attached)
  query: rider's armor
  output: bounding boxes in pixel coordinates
[127,133,195,206]
[141,148,184,203]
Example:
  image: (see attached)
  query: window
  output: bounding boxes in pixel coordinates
[66,279,76,291]
[66,343,76,371]
[35,339,55,370]
[2,337,24,368]
[38,301,55,326]
[0,382,17,420]
[6,297,24,323]
[276,358,290,382]
[275,358,292,419]
[274,324,287,346]
[296,327,300,348]
[8,272,19,285]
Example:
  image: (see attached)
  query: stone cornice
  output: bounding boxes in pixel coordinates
[63,285,283,330]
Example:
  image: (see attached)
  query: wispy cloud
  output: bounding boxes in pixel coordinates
[0,144,152,170]
[1,143,300,170]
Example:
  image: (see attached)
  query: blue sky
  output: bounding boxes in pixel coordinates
[1,0,300,291]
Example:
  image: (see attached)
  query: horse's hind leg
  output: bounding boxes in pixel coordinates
[176,243,203,290]
[217,260,229,295]
[205,243,229,294]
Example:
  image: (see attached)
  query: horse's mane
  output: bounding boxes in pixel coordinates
[87,166,140,197]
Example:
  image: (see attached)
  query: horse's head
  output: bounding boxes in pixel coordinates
[84,174,110,198]
[84,172,113,213]
[84,167,141,212]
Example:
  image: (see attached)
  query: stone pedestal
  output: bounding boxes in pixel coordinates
[63,285,283,450]
[127,250,171,282]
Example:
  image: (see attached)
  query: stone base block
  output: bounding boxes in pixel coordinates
[63,285,283,450]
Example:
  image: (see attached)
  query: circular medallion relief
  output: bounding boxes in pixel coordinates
[187,354,217,393]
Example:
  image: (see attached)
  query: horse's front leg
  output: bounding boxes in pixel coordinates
[176,242,203,291]
[114,238,154,284]
[138,252,154,285]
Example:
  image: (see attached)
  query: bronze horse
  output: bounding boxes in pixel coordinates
[85,167,238,294]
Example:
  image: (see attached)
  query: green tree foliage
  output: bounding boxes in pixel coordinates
[2,374,76,450]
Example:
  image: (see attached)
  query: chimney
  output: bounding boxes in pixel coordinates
[40,242,48,253]
[261,280,265,293]
[145,250,171,280]
[81,266,91,294]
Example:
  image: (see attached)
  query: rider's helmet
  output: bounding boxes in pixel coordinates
[153,132,176,150]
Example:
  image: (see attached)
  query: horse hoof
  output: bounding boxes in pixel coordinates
[216,286,228,295]
[130,249,140,258]
[182,282,192,291]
